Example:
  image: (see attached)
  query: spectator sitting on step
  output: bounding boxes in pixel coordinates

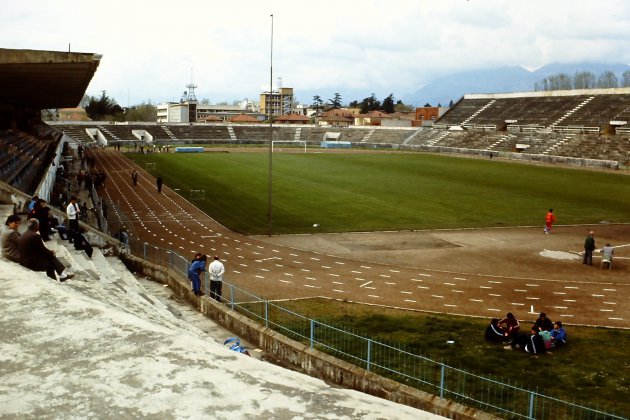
[74,227,93,259]
[18,218,74,281]
[534,312,553,332]
[1,215,22,263]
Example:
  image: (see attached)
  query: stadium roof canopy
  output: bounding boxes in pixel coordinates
[0,48,101,110]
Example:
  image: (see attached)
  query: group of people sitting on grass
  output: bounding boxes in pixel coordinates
[485,312,567,355]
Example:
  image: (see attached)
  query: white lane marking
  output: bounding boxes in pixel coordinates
[609,317,624,320]
[592,294,604,297]
[444,282,456,286]
[300,269,310,272]
[284,273,294,277]
[389,269,400,273]
[279,280,292,284]
[365,286,376,290]
[256,257,281,262]
[553,292,566,295]
[289,253,298,256]
[255,275,264,279]
[272,249,280,253]
[310,257,320,261]
[385,282,396,285]
[332,281,344,285]
[511,303,525,306]
[292,260,303,264]
[368,294,380,298]
[514,289,527,292]
[328,273,340,277]
[306,277,317,281]
[355,277,365,281]
[239,263,248,267]
[444,304,457,308]
[401,291,412,295]
[454,277,466,280]
[304,284,320,289]
[489,293,501,297]
[470,299,483,302]
[563,299,576,302]
[432,295,444,299]
[480,286,491,289]
[361,265,372,269]
[603,288,617,291]
[411,278,424,282]
[600,309,614,312]
[488,308,501,312]
[332,289,345,293]
[351,270,362,274]
[552,306,568,309]
[559,314,574,317]
[565,286,579,289]
[603,302,616,305]
[526,297,540,300]
[452,290,464,293]
[360,281,373,288]
[335,261,345,265]
[379,274,391,278]
[260,268,269,272]
[233,270,241,274]
[418,286,429,289]
[321,265,331,269]
[526,284,539,287]
[418,273,432,277]
[488,280,502,284]
[404,299,416,303]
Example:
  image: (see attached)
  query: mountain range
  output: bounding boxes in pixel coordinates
[401,62,630,107]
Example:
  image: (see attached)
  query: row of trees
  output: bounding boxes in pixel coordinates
[312,93,418,114]
[534,70,630,91]
[84,91,157,121]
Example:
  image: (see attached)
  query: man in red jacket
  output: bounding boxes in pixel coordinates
[544,209,556,234]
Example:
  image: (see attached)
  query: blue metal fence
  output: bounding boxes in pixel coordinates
[122,235,625,420]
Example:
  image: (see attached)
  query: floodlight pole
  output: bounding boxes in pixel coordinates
[267,13,274,237]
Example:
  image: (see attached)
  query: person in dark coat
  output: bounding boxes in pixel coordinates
[583,231,595,265]
[485,318,506,342]
[534,312,553,331]
[506,326,547,355]
[74,227,93,259]
[19,218,74,281]
[156,175,163,193]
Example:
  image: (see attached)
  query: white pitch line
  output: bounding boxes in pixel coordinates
[359,281,373,288]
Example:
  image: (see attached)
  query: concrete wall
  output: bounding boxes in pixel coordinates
[120,253,498,420]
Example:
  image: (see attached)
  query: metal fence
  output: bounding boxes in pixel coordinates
[118,233,624,420]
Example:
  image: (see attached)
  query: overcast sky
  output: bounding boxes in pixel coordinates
[3,0,630,106]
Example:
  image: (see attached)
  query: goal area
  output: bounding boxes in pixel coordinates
[271,140,307,153]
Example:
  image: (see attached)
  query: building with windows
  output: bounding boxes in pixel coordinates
[260,87,294,118]
[157,99,259,123]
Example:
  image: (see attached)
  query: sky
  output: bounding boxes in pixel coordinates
[2,0,630,107]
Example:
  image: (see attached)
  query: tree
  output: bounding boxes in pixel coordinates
[573,71,595,89]
[125,102,157,122]
[382,94,395,113]
[597,71,619,88]
[85,91,124,121]
[328,93,342,109]
[312,95,324,114]
[622,70,630,87]
[359,93,380,114]
[423,102,431,107]
[448,99,454,107]
[394,100,413,112]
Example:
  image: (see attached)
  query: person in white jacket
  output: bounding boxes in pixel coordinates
[209,255,225,302]
[66,196,80,244]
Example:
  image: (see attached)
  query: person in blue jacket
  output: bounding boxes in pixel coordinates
[550,321,567,348]
[188,254,207,296]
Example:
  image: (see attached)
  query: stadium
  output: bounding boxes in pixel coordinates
[1,48,629,419]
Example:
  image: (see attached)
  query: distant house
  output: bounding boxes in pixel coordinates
[320,109,355,127]
[415,107,449,126]
[58,107,90,121]
[275,113,309,124]
[199,115,222,123]
[228,113,260,123]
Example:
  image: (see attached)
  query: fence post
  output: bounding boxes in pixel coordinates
[366,339,372,371]
[167,251,173,268]
[310,320,315,349]
[264,300,269,327]
[440,364,445,399]
[143,242,148,260]
[229,284,234,310]
[528,390,535,419]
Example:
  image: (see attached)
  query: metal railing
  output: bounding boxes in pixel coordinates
[117,235,625,420]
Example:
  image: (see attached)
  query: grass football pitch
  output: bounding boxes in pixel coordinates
[131,151,630,235]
